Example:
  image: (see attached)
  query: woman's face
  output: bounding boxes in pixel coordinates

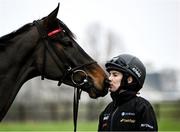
[108,70,123,92]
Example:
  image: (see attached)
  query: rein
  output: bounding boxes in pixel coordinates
[33,20,96,132]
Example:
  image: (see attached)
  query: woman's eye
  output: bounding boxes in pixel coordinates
[109,73,116,77]
[113,74,118,77]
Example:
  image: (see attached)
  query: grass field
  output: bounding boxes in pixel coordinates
[0,118,180,131]
[1,102,180,131]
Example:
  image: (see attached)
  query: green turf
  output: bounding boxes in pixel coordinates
[158,118,180,131]
[0,119,180,131]
[0,121,98,131]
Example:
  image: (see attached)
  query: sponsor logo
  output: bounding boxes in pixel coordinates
[102,123,108,128]
[120,118,136,123]
[103,114,110,120]
[132,67,141,77]
[121,112,135,116]
[141,124,154,129]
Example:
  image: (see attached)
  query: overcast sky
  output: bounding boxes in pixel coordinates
[0,0,179,71]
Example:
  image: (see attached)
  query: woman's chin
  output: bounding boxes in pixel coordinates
[109,88,114,92]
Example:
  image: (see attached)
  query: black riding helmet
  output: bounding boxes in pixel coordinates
[105,54,146,92]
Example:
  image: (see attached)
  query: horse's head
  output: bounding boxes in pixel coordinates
[33,4,109,98]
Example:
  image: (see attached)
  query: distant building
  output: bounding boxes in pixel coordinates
[142,68,180,102]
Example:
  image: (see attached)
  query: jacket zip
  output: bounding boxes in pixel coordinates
[110,106,119,130]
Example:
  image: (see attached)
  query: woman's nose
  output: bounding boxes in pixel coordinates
[108,75,112,81]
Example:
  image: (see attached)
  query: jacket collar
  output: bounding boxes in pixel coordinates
[110,90,137,106]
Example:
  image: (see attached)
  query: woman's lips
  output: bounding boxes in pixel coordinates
[109,84,113,89]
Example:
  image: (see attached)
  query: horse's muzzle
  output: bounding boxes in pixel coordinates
[80,78,109,98]
[102,78,110,95]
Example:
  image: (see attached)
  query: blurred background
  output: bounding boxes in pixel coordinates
[0,0,180,131]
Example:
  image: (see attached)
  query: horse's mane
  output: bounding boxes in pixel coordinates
[0,18,76,48]
[0,23,32,45]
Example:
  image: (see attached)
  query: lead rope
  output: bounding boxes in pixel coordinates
[41,42,47,80]
[73,87,82,132]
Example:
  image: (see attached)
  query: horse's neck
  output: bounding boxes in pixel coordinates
[0,32,38,84]
[0,33,39,121]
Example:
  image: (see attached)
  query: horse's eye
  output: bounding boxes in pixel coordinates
[48,32,73,47]
[59,37,73,47]
[66,41,73,46]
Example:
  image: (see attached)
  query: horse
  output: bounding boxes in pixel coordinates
[0,4,108,121]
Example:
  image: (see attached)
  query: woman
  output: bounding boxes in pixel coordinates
[98,54,158,131]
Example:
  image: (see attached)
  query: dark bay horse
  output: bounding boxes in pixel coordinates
[0,4,108,121]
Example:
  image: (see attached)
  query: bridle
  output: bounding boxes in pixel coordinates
[33,20,96,86]
[33,20,96,132]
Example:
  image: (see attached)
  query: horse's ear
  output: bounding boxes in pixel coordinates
[44,3,60,27]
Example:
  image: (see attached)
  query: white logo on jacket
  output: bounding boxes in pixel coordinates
[103,114,110,120]
[141,123,154,129]
[121,112,135,116]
